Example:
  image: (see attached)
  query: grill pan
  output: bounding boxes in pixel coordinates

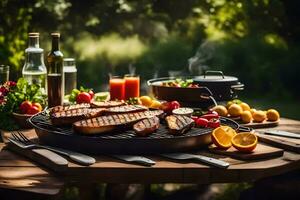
[28,111,250,155]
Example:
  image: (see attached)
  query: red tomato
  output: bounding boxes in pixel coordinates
[170,101,180,110]
[76,92,92,104]
[160,102,171,111]
[32,102,43,112]
[196,118,208,128]
[27,105,40,115]
[20,101,32,114]
[207,118,221,128]
[88,90,94,99]
[191,116,199,122]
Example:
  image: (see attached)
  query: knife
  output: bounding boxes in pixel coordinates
[160,153,230,168]
[262,130,300,139]
[112,155,156,166]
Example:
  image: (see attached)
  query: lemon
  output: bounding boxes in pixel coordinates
[252,110,266,123]
[266,109,280,121]
[226,101,234,109]
[139,96,153,107]
[228,104,243,117]
[240,102,251,111]
[212,105,228,117]
[241,111,252,123]
[150,100,161,109]
[250,108,256,115]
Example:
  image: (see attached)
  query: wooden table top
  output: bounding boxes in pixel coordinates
[1,117,300,196]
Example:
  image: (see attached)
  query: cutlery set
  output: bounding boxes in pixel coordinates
[7,131,230,168]
[8,129,299,169]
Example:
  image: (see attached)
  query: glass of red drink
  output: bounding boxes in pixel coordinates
[109,76,125,100]
[124,74,140,100]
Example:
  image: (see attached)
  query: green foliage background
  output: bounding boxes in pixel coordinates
[1,0,300,99]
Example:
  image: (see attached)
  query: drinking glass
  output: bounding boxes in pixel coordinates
[0,65,9,84]
[124,74,140,100]
[109,76,125,100]
[63,58,77,95]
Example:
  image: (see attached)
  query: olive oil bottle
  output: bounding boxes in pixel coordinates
[47,33,64,107]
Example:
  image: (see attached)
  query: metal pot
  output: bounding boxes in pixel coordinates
[147,77,217,108]
[193,70,244,101]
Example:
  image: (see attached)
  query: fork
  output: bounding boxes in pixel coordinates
[10,132,96,166]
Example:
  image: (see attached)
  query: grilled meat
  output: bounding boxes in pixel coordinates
[73,110,163,134]
[166,115,194,135]
[51,108,106,126]
[91,101,126,108]
[50,103,90,114]
[133,117,160,137]
[106,105,148,114]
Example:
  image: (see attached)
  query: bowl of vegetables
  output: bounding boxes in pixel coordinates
[0,78,46,130]
[147,77,215,108]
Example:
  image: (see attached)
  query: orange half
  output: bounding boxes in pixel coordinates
[231,132,258,153]
[211,126,237,149]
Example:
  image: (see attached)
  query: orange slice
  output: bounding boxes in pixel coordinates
[211,126,237,149]
[231,132,258,153]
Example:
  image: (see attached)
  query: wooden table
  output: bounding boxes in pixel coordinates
[1,118,300,198]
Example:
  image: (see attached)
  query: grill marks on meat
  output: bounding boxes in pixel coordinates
[133,117,160,137]
[91,101,126,108]
[50,104,148,126]
[51,108,106,126]
[50,103,90,114]
[73,110,163,134]
[106,105,148,114]
[166,115,194,135]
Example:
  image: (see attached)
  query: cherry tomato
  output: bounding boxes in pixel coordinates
[196,118,208,128]
[170,101,180,110]
[76,92,92,104]
[207,118,221,128]
[32,102,43,112]
[201,113,219,120]
[191,116,199,122]
[27,105,40,115]
[160,102,171,112]
[20,101,32,114]
[88,90,94,99]
[207,110,219,115]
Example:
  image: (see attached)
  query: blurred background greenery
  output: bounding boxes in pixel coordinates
[1,0,299,100]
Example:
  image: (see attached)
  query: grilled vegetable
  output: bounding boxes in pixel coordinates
[133,117,160,137]
[165,115,194,135]
[73,110,164,134]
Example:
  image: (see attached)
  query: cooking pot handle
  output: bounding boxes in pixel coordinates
[204,70,224,78]
[199,87,217,107]
[231,83,244,90]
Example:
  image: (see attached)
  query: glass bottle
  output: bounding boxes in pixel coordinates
[47,33,64,107]
[22,32,47,93]
[63,58,77,95]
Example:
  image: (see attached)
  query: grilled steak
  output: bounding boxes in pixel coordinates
[166,115,194,135]
[106,105,148,114]
[91,101,126,108]
[51,108,106,126]
[50,103,90,114]
[133,117,160,137]
[73,110,163,134]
